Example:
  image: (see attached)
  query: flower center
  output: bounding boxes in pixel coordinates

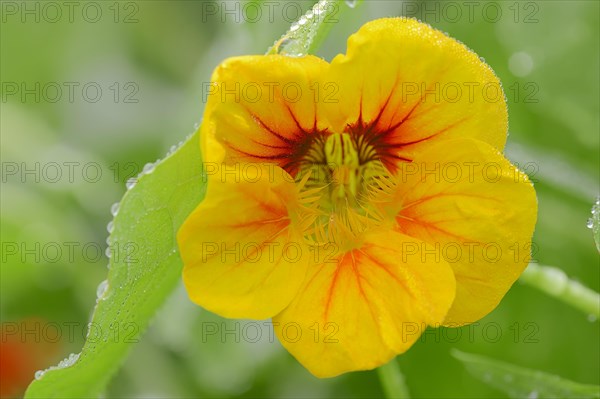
[296,133,395,248]
[325,132,361,206]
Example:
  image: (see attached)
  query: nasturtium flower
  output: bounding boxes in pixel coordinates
[178,18,537,377]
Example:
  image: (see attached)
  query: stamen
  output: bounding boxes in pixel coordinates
[295,132,397,249]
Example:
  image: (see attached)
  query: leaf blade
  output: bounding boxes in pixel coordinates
[24,131,205,398]
[452,350,600,399]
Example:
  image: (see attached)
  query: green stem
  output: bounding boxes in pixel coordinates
[520,263,600,318]
[376,358,410,399]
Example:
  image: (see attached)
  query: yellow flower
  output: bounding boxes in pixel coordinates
[177,18,537,377]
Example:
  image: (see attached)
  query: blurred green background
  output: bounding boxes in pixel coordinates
[1,0,598,397]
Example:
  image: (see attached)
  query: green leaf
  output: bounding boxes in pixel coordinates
[24,131,206,398]
[519,263,600,318]
[267,0,362,56]
[452,350,600,399]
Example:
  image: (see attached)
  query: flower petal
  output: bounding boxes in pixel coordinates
[323,18,507,171]
[273,230,455,377]
[390,138,537,325]
[177,165,310,320]
[201,55,330,176]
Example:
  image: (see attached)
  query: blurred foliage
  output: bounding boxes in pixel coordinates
[452,350,600,398]
[1,0,598,398]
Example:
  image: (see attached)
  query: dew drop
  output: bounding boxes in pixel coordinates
[106,221,114,234]
[290,23,299,32]
[34,353,80,380]
[277,38,305,57]
[96,280,109,299]
[59,353,80,368]
[305,11,314,19]
[278,38,298,55]
[345,0,357,8]
[105,246,111,259]
[193,122,200,130]
[110,202,120,216]
[298,16,307,25]
[587,218,594,229]
[142,162,155,174]
[126,178,137,190]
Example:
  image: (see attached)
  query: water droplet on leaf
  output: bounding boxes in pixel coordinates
[96,279,109,299]
[142,162,155,174]
[276,38,305,57]
[106,221,114,234]
[126,178,137,190]
[345,0,357,8]
[110,202,120,216]
[59,353,80,368]
[34,353,80,380]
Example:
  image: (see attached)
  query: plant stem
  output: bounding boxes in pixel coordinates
[377,358,410,399]
[520,263,600,318]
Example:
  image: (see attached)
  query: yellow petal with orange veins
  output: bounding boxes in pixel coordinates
[272,230,455,377]
[201,55,330,176]
[177,165,310,320]
[390,138,537,326]
[323,18,507,171]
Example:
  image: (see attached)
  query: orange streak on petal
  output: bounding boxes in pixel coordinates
[323,255,345,321]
